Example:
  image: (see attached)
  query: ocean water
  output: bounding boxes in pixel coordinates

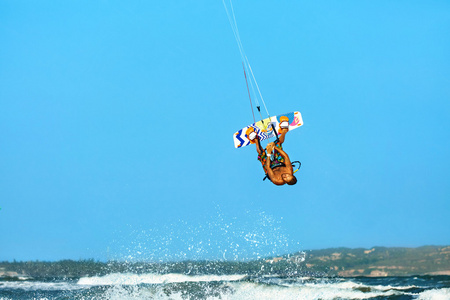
[2,212,448,299]
[1,273,449,300]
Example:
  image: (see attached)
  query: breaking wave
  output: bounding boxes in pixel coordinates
[77,273,247,286]
[1,274,449,299]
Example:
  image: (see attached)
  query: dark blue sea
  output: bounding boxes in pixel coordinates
[1,273,449,299]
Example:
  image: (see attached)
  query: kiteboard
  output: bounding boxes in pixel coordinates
[233,111,303,148]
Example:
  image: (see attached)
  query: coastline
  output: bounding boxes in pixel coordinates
[1,245,449,279]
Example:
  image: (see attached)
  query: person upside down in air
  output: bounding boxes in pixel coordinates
[246,116,297,186]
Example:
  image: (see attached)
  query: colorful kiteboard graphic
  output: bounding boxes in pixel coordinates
[233,111,303,148]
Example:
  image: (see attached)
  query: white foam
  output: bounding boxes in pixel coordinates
[371,283,418,291]
[227,282,401,300]
[0,281,83,291]
[98,280,406,300]
[301,280,417,292]
[102,285,199,300]
[78,273,247,286]
[417,288,450,300]
[2,276,443,300]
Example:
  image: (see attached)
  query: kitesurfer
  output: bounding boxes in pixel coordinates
[246,116,297,186]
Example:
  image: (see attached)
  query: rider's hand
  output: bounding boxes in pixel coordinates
[266,142,275,153]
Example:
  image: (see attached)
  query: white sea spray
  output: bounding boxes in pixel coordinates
[108,208,300,263]
[417,287,450,300]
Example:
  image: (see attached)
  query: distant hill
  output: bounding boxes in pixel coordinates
[274,245,450,276]
[1,246,449,278]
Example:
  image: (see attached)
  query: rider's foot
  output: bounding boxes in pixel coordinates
[246,127,258,143]
[279,116,290,130]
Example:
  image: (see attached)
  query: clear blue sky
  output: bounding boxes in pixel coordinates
[1,0,449,262]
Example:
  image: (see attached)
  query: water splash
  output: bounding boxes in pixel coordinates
[108,208,300,263]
